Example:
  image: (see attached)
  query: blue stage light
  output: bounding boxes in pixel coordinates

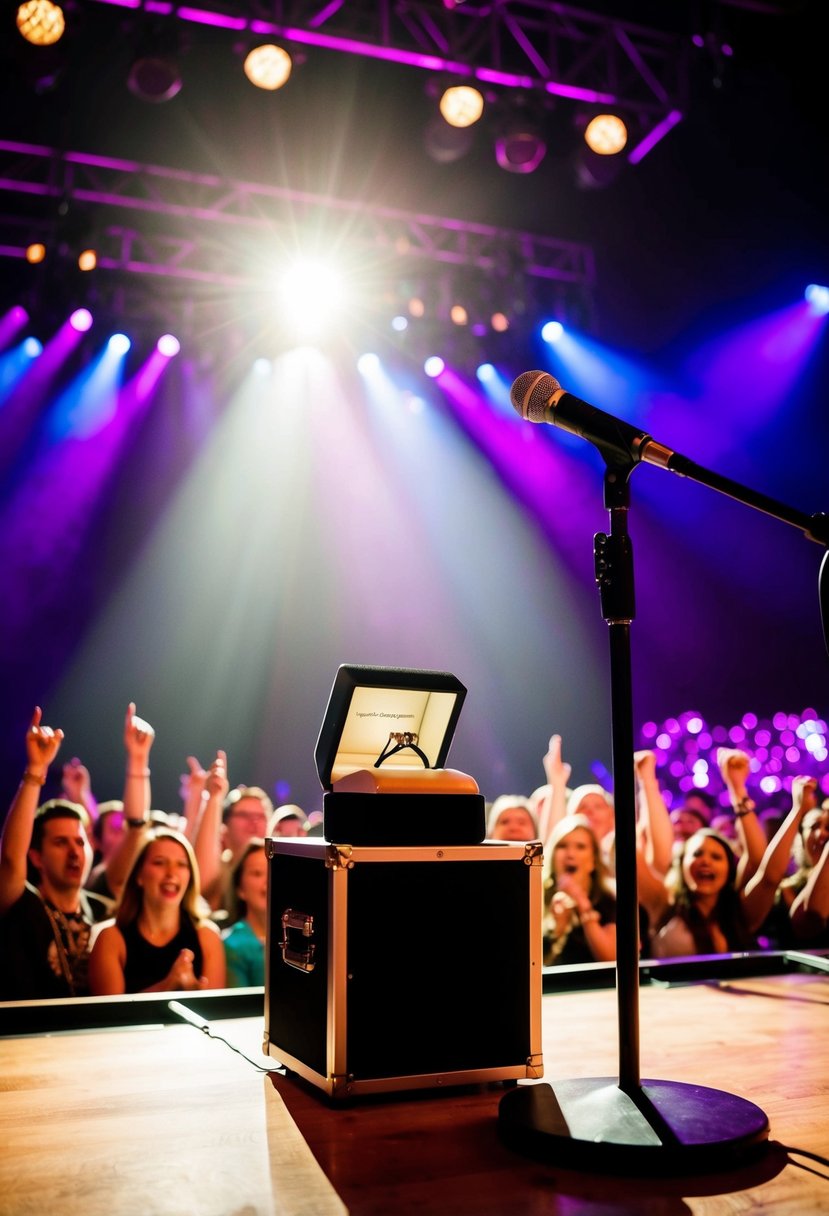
[541,320,564,344]
[805,283,829,315]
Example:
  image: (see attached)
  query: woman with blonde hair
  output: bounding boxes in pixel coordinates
[542,814,617,966]
[89,828,225,993]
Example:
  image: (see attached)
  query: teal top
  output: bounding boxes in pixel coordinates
[221,918,265,987]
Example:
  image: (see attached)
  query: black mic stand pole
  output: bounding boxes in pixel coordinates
[498,453,771,1174]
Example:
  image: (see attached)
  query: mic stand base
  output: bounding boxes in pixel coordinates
[498,1077,769,1176]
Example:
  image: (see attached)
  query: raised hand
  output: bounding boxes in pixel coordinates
[124,702,155,765]
[718,748,751,797]
[205,749,229,801]
[634,749,657,784]
[26,706,64,773]
[543,734,572,789]
[180,755,207,801]
[62,757,91,805]
[792,775,819,815]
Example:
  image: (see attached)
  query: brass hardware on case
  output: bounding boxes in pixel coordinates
[280,908,316,973]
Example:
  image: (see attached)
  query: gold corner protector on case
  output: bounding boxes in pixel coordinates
[330,1073,354,1098]
[526,1054,544,1079]
[524,841,544,865]
[326,843,354,869]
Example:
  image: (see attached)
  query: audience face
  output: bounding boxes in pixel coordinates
[552,826,595,886]
[683,793,712,822]
[490,806,537,841]
[803,808,829,865]
[572,792,614,842]
[681,832,730,898]
[136,837,192,910]
[236,847,268,920]
[709,813,740,848]
[98,809,125,861]
[223,796,269,852]
[29,816,92,897]
[271,815,305,838]
[670,808,708,843]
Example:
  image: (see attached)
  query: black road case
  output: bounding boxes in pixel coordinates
[263,837,543,1098]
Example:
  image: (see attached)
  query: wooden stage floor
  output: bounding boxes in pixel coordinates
[2,970,829,1215]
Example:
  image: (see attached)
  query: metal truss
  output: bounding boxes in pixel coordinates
[88,0,688,134]
[0,139,595,292]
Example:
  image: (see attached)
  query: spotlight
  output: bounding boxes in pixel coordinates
[275,257,346,338]
[108,333,131,355]
[584,114,628,155]
[576,147,625,190]
[77,248,97,272]
[424,356,445,378]
[495,127,546,174]
[439,85,484,129]
[495,112,546,174]
[69,308,93,332]
[23,336,42,357]
[450,304,468,326]
[391,315,408,332]
[541,320,564,343]
[424,117,474,164]
[157,333,181,357]
[26,242,46,264]
[16,1,64,46]
[357,353,380,375]
[491,312,509,333]
[243,44,292,91]
[128,51,182,102]
[805,284,829,315]
[476,363,496,383]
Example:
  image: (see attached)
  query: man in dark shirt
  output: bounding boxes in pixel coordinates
[0,709,109,1000]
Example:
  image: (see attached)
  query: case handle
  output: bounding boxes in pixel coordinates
[279,907,316,973]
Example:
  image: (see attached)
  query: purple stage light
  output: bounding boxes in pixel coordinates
[69,308,93,332]
[424,356,445,378]
[0,306,29,351]
[157,333,181,357]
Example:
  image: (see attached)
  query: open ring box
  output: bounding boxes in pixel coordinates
[263,665,544,1099]
[315,663,486,846]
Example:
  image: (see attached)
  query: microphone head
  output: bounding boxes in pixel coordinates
[510,370,561,423]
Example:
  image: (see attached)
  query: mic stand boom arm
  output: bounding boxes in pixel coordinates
[640,440,829,547]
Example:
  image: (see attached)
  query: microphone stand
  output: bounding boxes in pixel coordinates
[498,449,782,1174]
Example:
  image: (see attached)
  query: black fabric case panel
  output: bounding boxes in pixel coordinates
[322,792,486,847]
[266,852,330,1079]
[266,844,534,1085]
[345,857,532,1078]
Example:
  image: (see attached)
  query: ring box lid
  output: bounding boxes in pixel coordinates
[314,664,472,791]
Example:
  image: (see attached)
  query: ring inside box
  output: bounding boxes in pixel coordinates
[315,664,485,844]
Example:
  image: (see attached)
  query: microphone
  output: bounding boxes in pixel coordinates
[510,370,675,468]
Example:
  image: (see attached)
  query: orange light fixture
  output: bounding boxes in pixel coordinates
[584,113,628,155]
[16,1,65,46]
[244,44,292,91]
[439,85,484,129]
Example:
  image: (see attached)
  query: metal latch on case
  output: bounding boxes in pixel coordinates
[279,908,316,973]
